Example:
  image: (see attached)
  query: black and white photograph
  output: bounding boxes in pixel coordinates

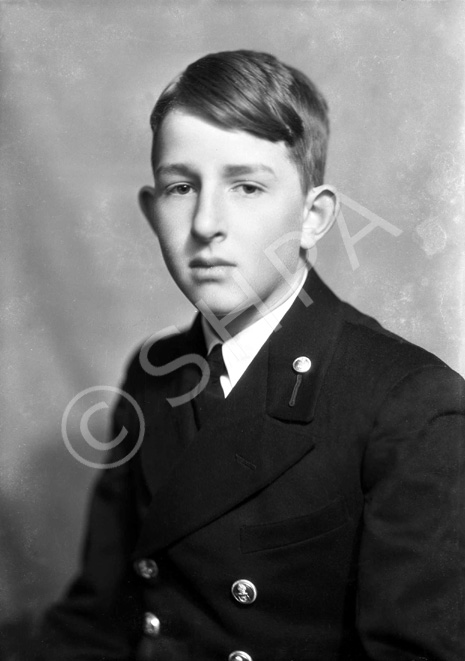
[1,1,464,660]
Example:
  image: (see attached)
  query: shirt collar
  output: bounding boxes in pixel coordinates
[201,268,308,393]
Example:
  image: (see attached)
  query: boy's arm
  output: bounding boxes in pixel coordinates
[357,365,465,660]
[37,368,144,661]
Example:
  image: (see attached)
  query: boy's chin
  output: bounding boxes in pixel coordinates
[193,301,243,322]
[187,289,249,320]
[194,297,268,336]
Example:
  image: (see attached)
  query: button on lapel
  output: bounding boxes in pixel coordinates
[292,356,312,373]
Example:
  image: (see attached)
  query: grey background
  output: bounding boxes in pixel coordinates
[1,0,464,646]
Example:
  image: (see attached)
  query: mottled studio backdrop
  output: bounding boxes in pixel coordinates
[1,0,464,644]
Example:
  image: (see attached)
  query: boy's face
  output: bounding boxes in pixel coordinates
[142,110,313,333]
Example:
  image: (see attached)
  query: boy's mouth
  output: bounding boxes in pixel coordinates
[189,257,236,280]
[189,257,236,268]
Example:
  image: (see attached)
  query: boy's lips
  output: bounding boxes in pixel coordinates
[189,257,236,280]
[189,257,236,268]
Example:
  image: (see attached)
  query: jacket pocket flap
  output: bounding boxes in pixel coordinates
[240,498,349,553]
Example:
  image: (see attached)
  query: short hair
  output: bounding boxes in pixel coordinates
[149,50,329,190]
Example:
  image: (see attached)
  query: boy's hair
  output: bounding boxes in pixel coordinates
[149,50,329,190]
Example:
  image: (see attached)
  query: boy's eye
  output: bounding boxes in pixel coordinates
[236,184,263,196]
[167,184,194,195]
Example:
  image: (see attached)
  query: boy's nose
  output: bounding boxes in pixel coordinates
[191,191,226,242]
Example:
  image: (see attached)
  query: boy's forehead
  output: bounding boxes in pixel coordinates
[152,109,296,174]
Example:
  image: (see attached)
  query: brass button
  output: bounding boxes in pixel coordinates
[134,558,159,580]
[228,652,253,661]
[143,612,160,637]
[292,356,311,373]
[231,579,257,605]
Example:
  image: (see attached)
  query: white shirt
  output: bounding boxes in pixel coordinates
[201,269,308,397]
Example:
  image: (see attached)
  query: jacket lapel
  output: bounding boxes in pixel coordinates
[133,269,345,558]
[266,267,345,422]
[138,316,206,494]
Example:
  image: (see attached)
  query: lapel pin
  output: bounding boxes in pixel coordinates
[289,356,312,407]
[292,356,312,373]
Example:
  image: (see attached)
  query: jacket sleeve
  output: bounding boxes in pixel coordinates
[358,364,465,661]
[37,366,144,661]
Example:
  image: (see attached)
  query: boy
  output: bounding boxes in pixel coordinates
[40,50,464,660]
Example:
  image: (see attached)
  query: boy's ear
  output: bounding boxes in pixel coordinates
[138,186,157,233]
[300,185,339,250]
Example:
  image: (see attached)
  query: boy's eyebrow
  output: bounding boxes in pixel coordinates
[155,163,277,179]
[155,163,194,177]
[222,164,277,179]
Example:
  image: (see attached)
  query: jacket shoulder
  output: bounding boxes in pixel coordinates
[337,300,461,388]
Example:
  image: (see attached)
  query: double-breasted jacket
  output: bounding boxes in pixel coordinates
[40,270,465,660]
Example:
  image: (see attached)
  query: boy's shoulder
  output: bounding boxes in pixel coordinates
[341,299,440,366]
[335,299,463,397]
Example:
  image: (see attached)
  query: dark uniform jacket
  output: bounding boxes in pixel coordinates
[39,270,465,661]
